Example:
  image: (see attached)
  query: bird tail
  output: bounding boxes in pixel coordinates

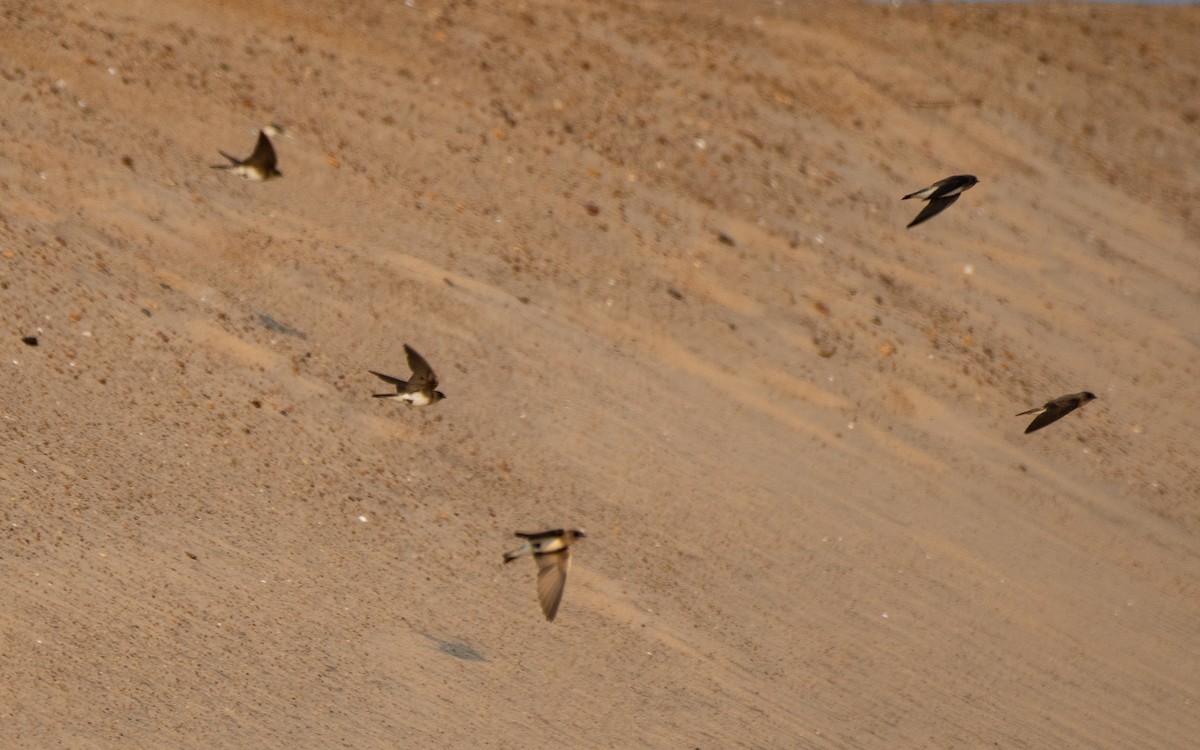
[211,152,242,169]
[503,543,529,563]
[372,393,397,399]
[1014,407,1042,416]
[902,183,940,200]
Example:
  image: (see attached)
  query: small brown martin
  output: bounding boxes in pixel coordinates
[903,174,978,228]
[1016,391,1096,434]
[503,529,586,621]
[370,344,446,407]
[212,130,282,181]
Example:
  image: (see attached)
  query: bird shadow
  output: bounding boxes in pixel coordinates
[257,312,308,340]
[417,631,486,662]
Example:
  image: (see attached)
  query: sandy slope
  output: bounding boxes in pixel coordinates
[2,1,1199,747]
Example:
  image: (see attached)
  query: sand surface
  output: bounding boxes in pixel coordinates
[3,1,1199,747]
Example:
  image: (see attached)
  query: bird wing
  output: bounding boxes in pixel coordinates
[1023,400,1076,434]
[534,549,571,622]
[249,130,278,169]
[906,194,960,229]
[404,344,439,391]
[369,370,407,388]
[515,529,565,541]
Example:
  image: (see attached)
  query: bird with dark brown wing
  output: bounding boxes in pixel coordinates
[1016,392,1096,434]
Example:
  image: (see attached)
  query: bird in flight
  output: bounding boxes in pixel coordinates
[1016,391,1096,434]
[212,129,282,181]
[369,344,446,406]
[503,529,586,622]
[902,174,978,228]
